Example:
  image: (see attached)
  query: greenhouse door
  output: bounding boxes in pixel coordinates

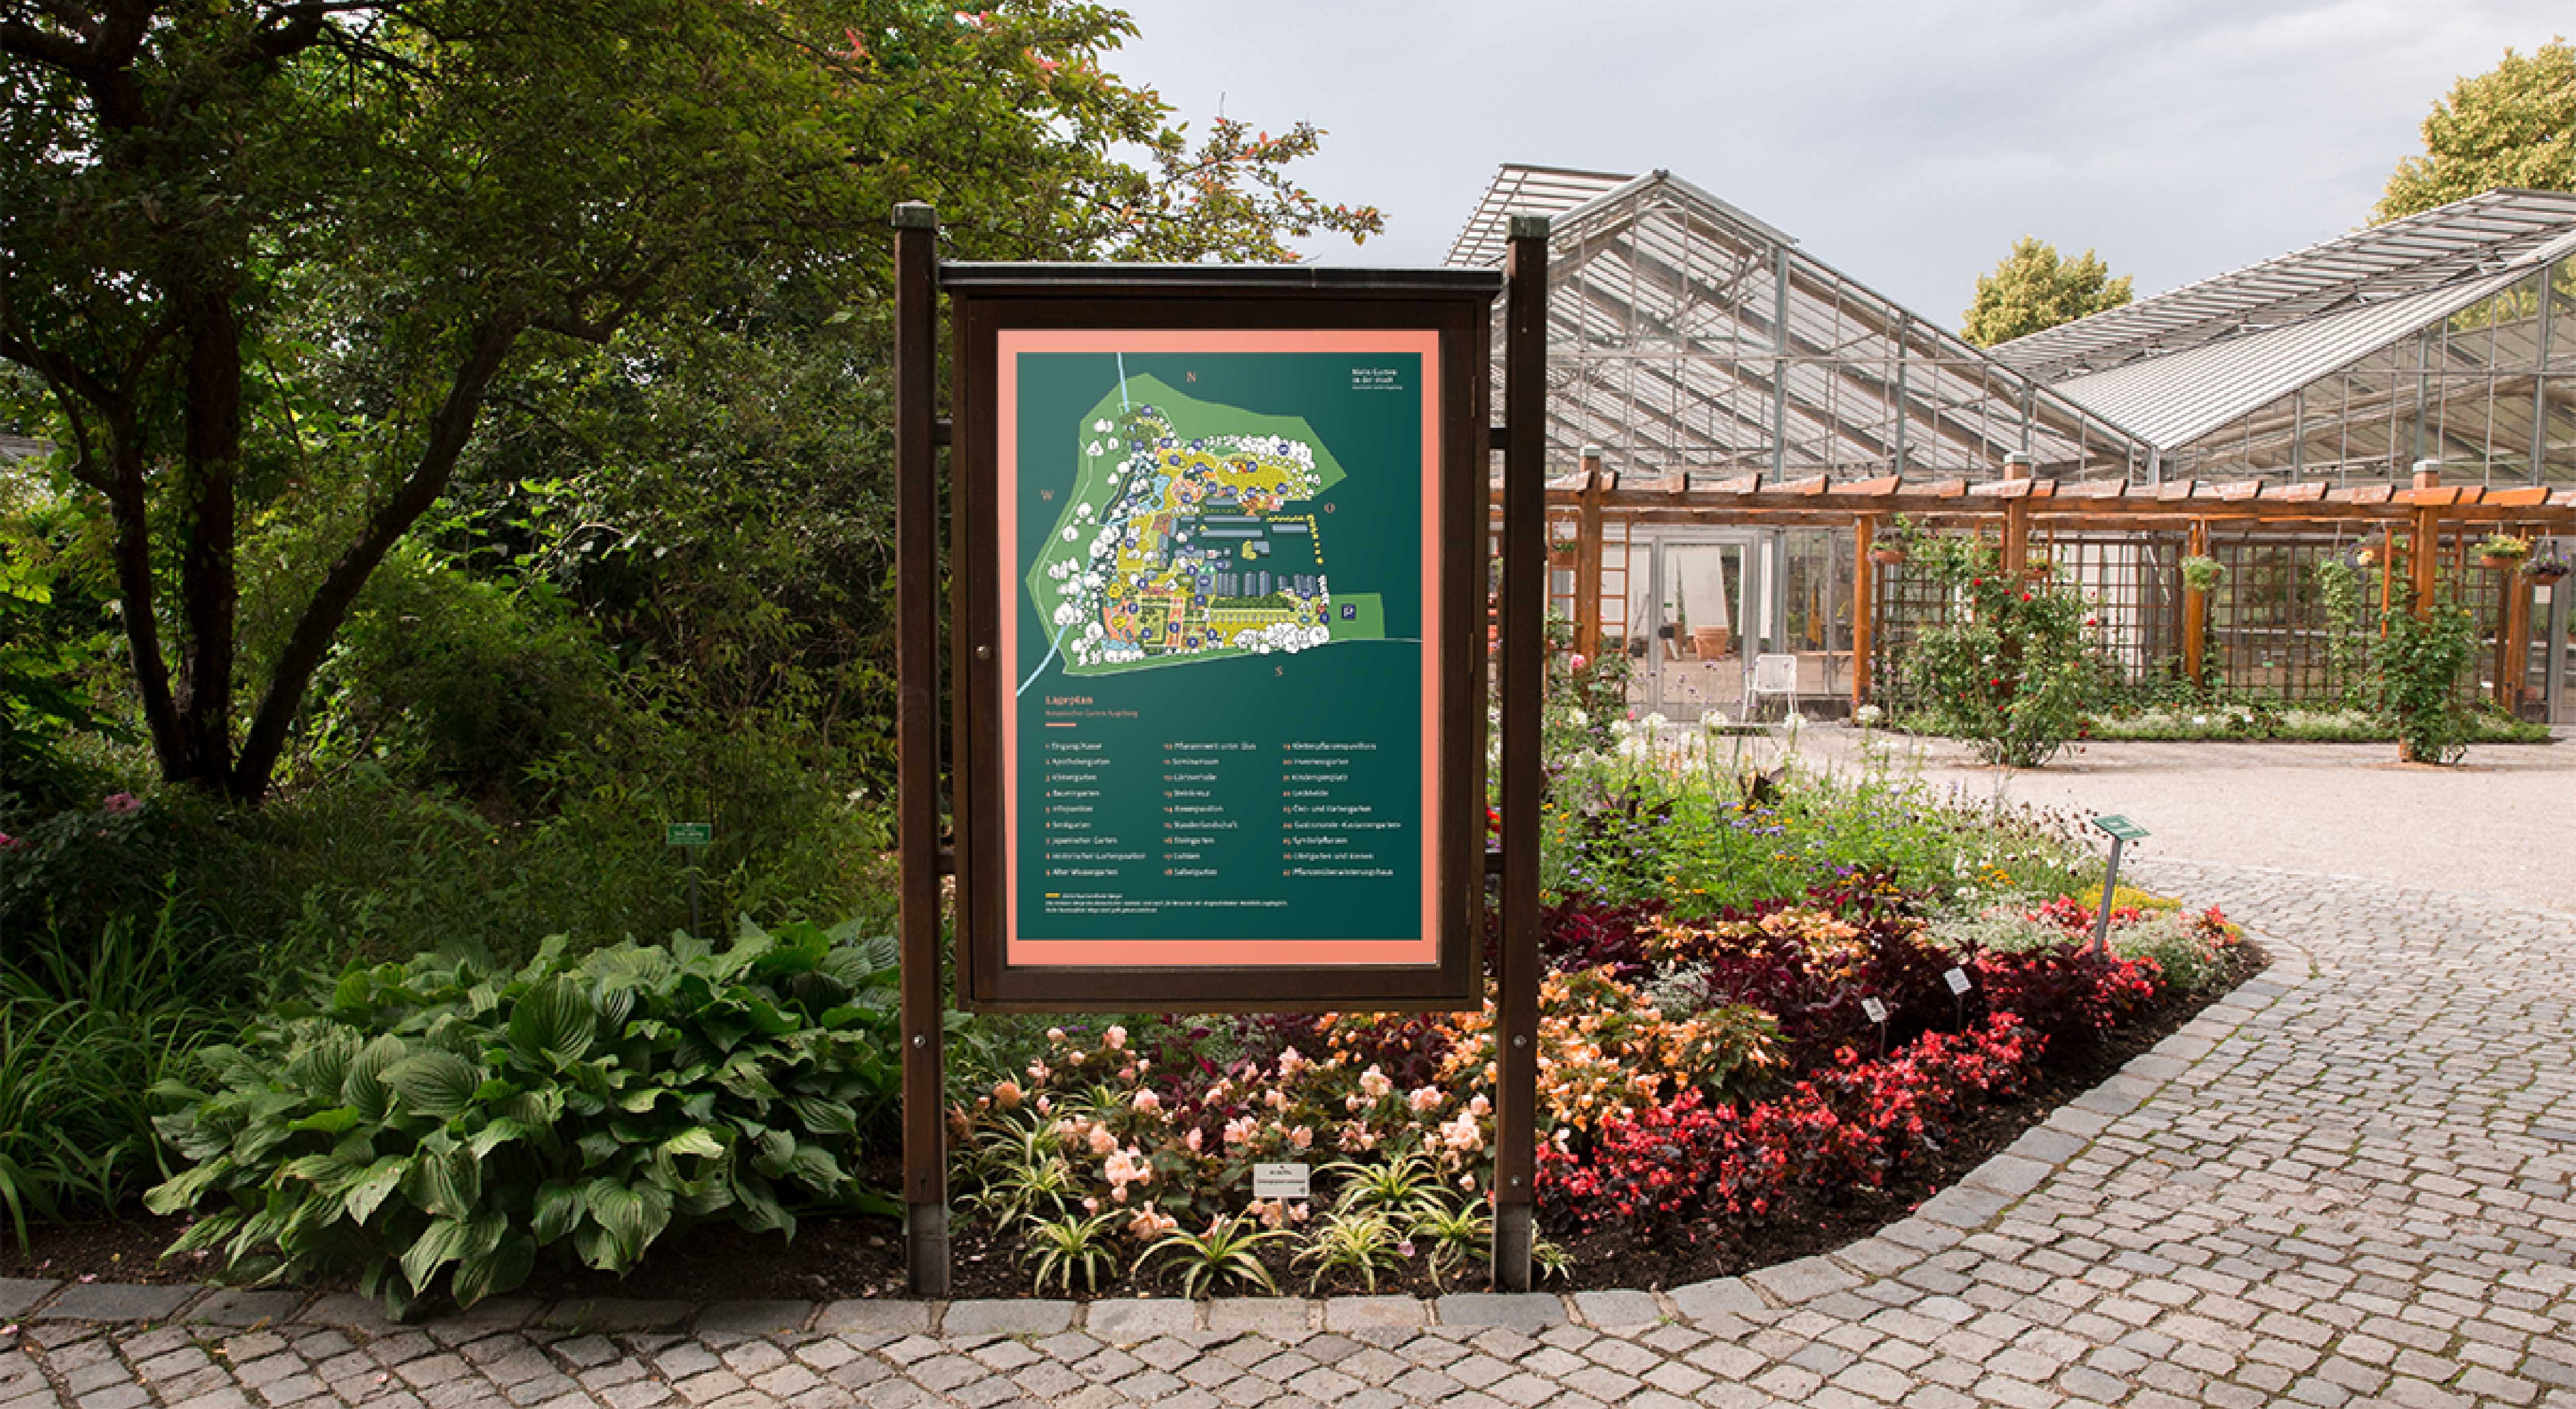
[1641,534,1759,721]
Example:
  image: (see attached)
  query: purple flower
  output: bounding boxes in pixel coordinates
[102,793,142,816]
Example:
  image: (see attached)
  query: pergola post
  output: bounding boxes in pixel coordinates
[2501,561,2531,712]
[2411,461,2441,618]
[1574,448,1606,661]
[2001,452,2033,574]
[1853,514,1876,710]
[2183,518,2208,687]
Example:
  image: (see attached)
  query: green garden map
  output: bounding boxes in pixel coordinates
[1023,373,1384,685]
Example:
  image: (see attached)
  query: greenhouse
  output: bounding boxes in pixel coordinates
[1452,168,2576,724]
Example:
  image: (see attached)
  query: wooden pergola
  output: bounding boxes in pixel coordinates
[1533,453,2576,716]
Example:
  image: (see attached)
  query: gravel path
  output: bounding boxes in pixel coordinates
[6,858,2575,1408]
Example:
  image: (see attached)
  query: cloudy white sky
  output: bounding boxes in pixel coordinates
[1106,0,2567,328]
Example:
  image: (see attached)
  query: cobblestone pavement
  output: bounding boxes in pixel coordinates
[8,858,2576,1408]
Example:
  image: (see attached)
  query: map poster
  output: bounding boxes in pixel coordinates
[996,329,1443,971]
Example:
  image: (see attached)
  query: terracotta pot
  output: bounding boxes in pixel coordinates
[2480,554,2524,572]
[2530,565,2570,583]
[1870,547,1906,565]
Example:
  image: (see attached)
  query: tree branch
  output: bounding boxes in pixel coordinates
[229,312,528,800]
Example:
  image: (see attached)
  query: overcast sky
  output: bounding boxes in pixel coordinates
[1106,0,2567,327]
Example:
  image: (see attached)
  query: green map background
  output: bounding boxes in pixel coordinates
[1013,350,1425,944]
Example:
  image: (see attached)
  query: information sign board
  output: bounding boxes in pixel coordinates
[2092,814,2150,842]
[665,822,712,847]
[946,267,1497,1009]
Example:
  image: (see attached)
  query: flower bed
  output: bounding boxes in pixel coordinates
[935,883,2248,1299]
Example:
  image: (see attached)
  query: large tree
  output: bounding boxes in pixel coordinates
[1961,238,2133,347]
[1,1,1378,804]
[2376,39,2575,223]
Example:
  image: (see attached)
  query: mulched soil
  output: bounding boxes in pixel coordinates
[5,940,2263,1308]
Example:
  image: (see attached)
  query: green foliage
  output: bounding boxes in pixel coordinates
[1322,1151,1440,1215]
[1897,536,2101,768]
[1147,1213,1289,1298]
[144,922,901,1315]
[1962,239,2134,347]
[1291,1208,1408,1293]
[0,896,239,1250]
[0,494,119,810]
[2372,585,2481,765]
[2,0,1382,803]
[2377,41,2576,222]
[1405,1195,1493,1290]
[1543,748,2094,912]
[2313,557,2373,706]
[2179,556,2223,593]
[1022,1210,1120,1295]
[2474,533,2531,561]
[308,547,618,810]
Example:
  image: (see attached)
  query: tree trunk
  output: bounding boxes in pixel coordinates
[171,290,244,790]
[226,316,527,803]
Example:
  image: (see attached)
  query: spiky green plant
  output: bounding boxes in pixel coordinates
[1291,1207,1408,1293]
[1022,1210,1120,1295]
[1148,1213,1289,1298]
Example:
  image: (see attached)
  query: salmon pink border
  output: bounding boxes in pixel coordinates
[999,328,1442,968]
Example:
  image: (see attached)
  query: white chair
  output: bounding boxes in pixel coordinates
[1743,652,1800,720]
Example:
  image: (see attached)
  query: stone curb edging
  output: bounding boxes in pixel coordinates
[0,919,2314,1345]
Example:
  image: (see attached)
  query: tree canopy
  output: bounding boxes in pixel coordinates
[0,1,1379,803]
[2376,39,2575,223]
[1960,238,2133,348]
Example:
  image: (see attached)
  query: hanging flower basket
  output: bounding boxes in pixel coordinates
[2476,533,2531,572]
[2529,560,2571,584]
[1870,545,1907,565]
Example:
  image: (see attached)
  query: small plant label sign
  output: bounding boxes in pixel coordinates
[1861,996,1889,1025]
[1944,967,1973,995]
[666,822,713,847]
[1252,1163,1311,1199]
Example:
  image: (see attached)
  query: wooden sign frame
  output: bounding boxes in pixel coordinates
[942,265,1499,1013]
[892,204,1550,1296]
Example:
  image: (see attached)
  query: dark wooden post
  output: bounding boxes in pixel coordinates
[1493,213,1549,1293]
[892,202,949,1297]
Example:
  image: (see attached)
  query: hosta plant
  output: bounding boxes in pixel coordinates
[144,921,901,1315]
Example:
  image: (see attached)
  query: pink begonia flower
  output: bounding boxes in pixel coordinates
[1087,1124,1117,1156]
[1570,653,1588,671]
[1222,1116,1257,1146]
[1358,1066,1392,1100]
[1045,1027,1065,1043]
[102,793,141,815]
[1467,1093,1492,1117]
[1275,1046,1307,1077]
[1184,1127,1204,1153]
[1104,1025,1128,1050]
[1132,1089,1161,1115]
[1082,1196,1099,1213]
[1408,1086,1441,1114]
[1288,1126,1313,1150]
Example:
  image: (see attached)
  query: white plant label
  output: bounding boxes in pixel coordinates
[1861,996,1889,1025]
[1945,967,1973,996]
[1252,1163,1311,1199]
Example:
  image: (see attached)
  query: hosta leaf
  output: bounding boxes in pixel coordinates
[786,1144,847,1192]
[276,1152,367,1193]
[164,1211,243,1256]
[731,1168,790,1235]
[341,1035,410,1121]
[741,997,797,1037]
[508,976,597,1069]
[532,1181,581,1243]
[288,1107,365,1136]
[386,1052,482,1120]
[284,1029,362,1103]
[786,1095,856,1136]
[753,1128,795,1176]
[468,1118,533,1158]
[342,1157,410,1224]
[145,1156,234,1216]
[404,1144,480,1220]
[452,1229,536,1309]
[398,1214,485,1293]
[661,1128,725,1160]
[582,1180,672,1269]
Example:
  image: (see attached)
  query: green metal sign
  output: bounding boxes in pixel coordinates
[2091,814,2149,842]
[666,822,713,848]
